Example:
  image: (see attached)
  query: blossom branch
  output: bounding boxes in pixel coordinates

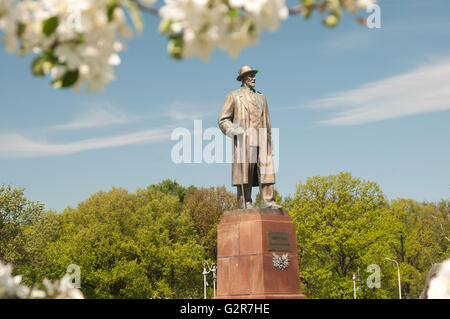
[0,0,378,93]
[288,4,303,15]
[131,0,159,16]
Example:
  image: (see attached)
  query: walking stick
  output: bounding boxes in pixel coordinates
[238,132,246,209]
[241,161,246,209]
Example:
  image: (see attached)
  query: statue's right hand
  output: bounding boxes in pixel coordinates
[233,126,245,135]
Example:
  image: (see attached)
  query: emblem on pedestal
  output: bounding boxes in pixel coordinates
[272,253,290,270]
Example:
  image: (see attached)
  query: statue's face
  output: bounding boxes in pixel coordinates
[243,72,256,88]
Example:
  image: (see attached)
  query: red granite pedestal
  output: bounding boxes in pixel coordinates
[215,208,306,299]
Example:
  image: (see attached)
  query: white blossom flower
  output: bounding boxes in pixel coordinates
[38,275,84,299]
[29,287,46,298]
[0,261,30,298]
[0,0,133,92]
[252,0,289,32]
[57,274,84,299]
[1,0,379,90]
[356,0,377,9]
[0,0,21,53]
[160,0,289,61]
[1,260,84,299]
[428,259,450,299]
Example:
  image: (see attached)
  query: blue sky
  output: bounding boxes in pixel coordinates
[1,0,449,211]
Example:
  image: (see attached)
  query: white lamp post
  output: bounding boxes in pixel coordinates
[202,264,209,299]
[202,261,216,299]
[386,257,402,299]
[352,268,361,299]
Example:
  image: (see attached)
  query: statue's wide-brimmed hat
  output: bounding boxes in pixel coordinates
[236,65,258,81]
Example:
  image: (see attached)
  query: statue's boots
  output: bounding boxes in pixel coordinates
[245,202,254,209]
[261,200,282,209]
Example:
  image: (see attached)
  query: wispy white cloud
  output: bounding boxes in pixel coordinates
[322,13,450,55]
[0,128,171,158]
[51,102,140,130]
[310,59,450,125]
[0,99,217,158]
[322,29,374,53]
[167,101,216,121]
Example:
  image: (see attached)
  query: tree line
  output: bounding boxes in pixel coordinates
[0,172,448,298]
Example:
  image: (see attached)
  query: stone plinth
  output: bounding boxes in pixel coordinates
[215,208,306,299]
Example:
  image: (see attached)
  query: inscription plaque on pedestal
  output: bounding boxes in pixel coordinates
[268,232,292,252]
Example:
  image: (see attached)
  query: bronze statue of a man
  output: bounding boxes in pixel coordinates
[218,65,281,209]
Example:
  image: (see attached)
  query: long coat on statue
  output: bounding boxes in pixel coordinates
[218,86,276,187]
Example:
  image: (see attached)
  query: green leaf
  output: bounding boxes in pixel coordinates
[168,35,183,60]
[17,23,26,37]
[61,70,79,87]
[302,8,312,19]
[31,50,58,76]
[43,50,58,65]
[159,19,172,34]
[126,0,144,34]
[31,56,46,76]
[42,16,59,36]
[107,1,119,22]
[227,8,239,21]
[323,14,339,27]
[52,79,63,89]
[248,22,256,34]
